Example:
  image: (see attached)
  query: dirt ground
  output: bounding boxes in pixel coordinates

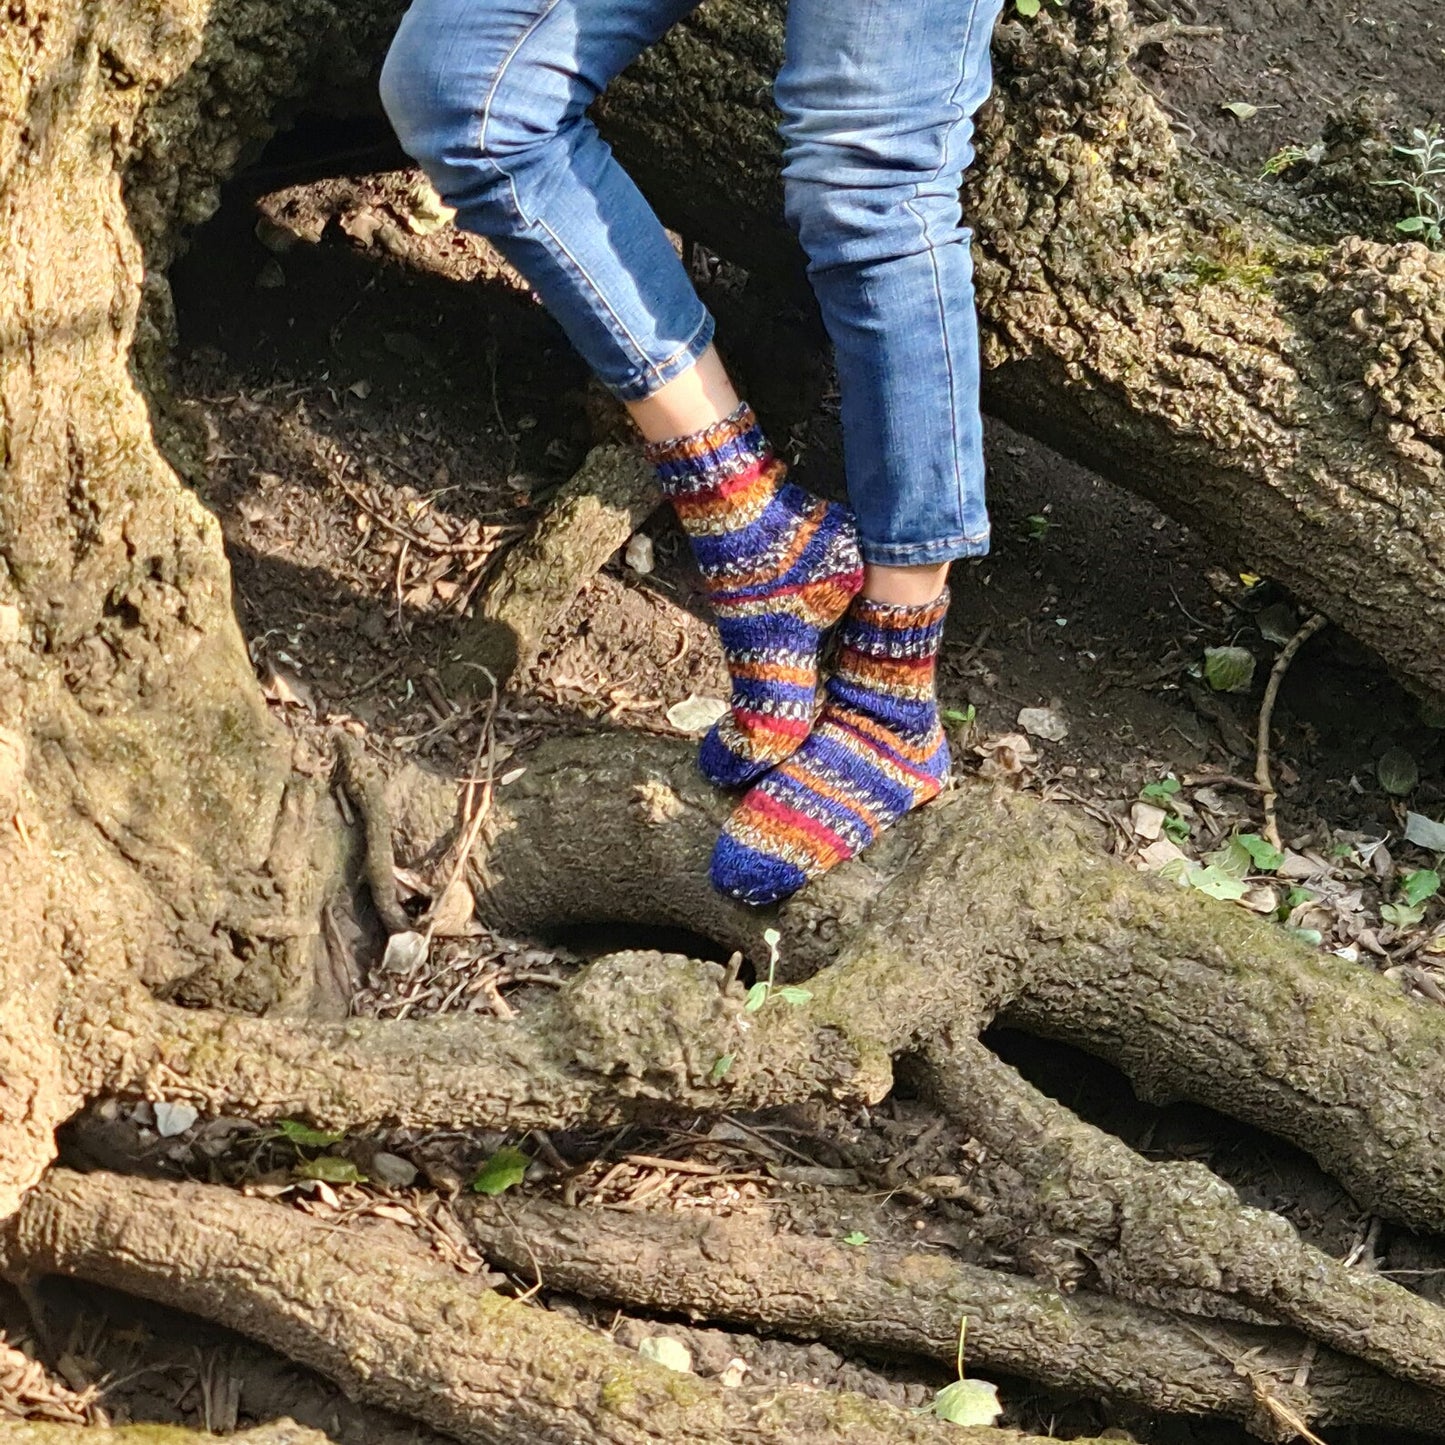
[6,5,1445,1442]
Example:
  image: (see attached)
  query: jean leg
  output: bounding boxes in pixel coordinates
[380,0,712,401]
[776,0,1006,565]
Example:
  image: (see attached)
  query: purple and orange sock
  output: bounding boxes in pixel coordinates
[711,590,952,905]
[646,404,864,788]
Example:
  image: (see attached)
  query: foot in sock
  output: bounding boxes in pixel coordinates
[710,590,952,906]
[645,404,864,789]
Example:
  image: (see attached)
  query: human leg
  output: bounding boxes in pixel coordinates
[379,1,862,784]
[712,0,1005,903]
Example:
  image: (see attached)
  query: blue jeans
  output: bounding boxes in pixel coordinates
[380,0,1003,565]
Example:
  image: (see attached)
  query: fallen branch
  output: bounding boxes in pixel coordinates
[1255,612,1328,848]
[0,1171,1114,1445]
[458,1194,1445,1436]
[450,445,658,690]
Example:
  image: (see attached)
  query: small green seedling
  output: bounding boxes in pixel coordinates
[841,1231,870,1247]
[744,928,812,1012]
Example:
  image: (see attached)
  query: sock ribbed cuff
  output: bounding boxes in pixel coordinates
[643,402,764,497]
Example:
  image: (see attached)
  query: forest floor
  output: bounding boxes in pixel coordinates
[5,3,1445,1441]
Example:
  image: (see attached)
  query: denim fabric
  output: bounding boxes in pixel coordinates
[380,0,1005,565]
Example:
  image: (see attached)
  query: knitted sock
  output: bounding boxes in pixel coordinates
[646,403,864,788]
[711,590,952,906]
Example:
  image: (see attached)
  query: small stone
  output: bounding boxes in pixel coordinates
[0,603,20,645]
[153,1101,197,1137]
[371,1152,419,1188]
[624,532,654,575]
[1017,705,1069,742]
[637,1336,692,1373]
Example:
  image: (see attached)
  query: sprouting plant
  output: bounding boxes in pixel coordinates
[1382,126,1445,249]
[744,928,812,1011]
[1023,513,1053,542]
[1013,0,1065,16]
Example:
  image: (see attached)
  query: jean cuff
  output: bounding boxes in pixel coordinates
[861,529,991,566]
[605,309,717,403]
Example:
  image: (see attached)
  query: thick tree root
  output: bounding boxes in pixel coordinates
[917,1039,1445,1395]
[0,1171,1113,1445]
[458,1195,1445,1438]
[63,734,1445,1236]
[0,1429,328,1444]
[449,446,658,690]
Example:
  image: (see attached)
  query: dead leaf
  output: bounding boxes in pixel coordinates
[1130,802,1167,841]
[262,667,316,712]
[974,732,1037,780]
[1139,838,1189,870]
[666,694,729,734]
[380,931,427,975]
[427,877,476,937]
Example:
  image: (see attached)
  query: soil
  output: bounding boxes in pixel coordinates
[8,6,1445,1442]
[1130,0,1443,176]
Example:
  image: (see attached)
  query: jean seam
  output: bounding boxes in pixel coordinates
[476,0,673,389]
[900,0,983,546]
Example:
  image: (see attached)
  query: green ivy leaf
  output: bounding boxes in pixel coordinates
[1207,837,1254,881]
[1237,833,1285,872]
[471,1146,530,1196]
[1401,869,1441,907]
[279,1119,344,1148]
[1382,901,1427,929]
[295,1155,366,1183]
[1140,776,1181,804]
[932,1378,1003,1427]
[1187,864,1249,902]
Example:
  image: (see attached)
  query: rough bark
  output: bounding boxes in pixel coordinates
[0,1428,328,1445]
[459,1194,1445,1436]
[598,0,1445,700]
[0,1171,1108,1445]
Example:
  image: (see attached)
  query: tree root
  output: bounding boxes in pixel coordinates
[0,1428,329,1444]
[916,1038,1445,1396]
[0,1171,1114,1445]
[449,445,658,691]
[457,1194,1445,1438]
[58,733,1445,1235]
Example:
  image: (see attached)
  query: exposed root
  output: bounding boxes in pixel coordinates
[0,1171,1114,1445]
[450,445,658,690]
[916,1037,1445,1396]
[0,1427,329,1444]
[457,1194,1445,1437]
[1255,613,1328,849]
[335,734,410,936]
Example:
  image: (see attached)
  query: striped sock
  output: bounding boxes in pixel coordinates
[646,403,864,788]
[711,590,952,906]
